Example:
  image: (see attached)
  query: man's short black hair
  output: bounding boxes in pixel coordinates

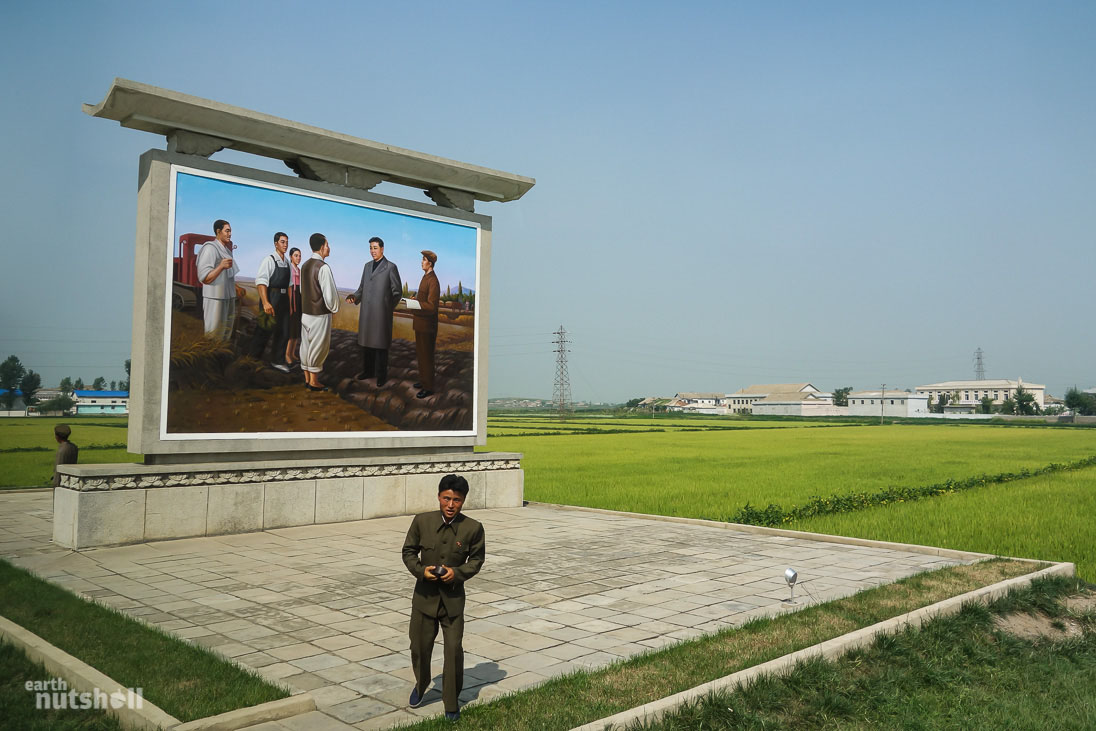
[214,219,229,234]
[309,233,327,252]
[438,474,469,496]
[369,236,385,248]
[274,231,288,242]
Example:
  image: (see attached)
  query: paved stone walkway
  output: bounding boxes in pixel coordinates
[0,491,971,729]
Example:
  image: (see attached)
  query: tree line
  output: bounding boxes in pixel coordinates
[0,355,130,413]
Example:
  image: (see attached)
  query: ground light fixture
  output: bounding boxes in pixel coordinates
[783,568,799,604]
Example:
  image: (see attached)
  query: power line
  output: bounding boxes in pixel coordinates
[552,325,572,420]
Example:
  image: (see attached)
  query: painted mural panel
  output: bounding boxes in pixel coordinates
[163,167,478,438]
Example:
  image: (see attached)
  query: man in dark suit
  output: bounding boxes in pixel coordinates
[346,236,401,387]
[411,249,440,399]
[402,474,486,722]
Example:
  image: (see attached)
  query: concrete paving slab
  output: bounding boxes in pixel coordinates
[0,493,983,729]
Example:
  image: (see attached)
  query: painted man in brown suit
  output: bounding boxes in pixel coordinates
[411,250,440,399]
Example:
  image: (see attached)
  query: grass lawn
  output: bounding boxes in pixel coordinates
[486,422,1096,522]
[1,641,121,730]
[400,560,1036,730]
[640,575,1096,730]
[795,467,1096,581]
[0,560,287,722]
[0,417,138,488]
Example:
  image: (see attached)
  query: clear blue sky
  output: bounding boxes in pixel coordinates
[1,1,1093,401]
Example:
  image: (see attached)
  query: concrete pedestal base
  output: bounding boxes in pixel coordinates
[53,452,522,550]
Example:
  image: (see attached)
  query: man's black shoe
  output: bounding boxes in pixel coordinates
[416,389,434,399]
[408,687,424,708]
[307,384,328,392]
[413,382,422,389]
[445,710,460,721]
[355,371,371,381]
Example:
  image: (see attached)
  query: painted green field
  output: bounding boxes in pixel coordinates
[485,422,1096,521]
[796,468,1096,580]
[0,416,138,488]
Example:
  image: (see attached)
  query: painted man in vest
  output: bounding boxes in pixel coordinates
[299,233,340,392]
[250,231,293,371]
[196,219,239,340]
[346,236,401,387]
[402,474,485,722]
[410,250,440,399]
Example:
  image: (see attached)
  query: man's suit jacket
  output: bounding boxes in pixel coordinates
[402,510,485,617]
[351,257,401,349]
[412,271,440,334]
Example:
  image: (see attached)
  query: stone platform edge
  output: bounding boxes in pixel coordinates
[54,453,523,550]
[572,559,1075,731]
[56,451,523,491]
[0,613,315,730]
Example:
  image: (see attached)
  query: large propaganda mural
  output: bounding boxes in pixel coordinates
[163,168,479,438]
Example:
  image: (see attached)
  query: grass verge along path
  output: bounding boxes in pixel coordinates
[1,640,121,730]
[402,560,1035,730]
[640,575,1096,729]
[0,560,287,722]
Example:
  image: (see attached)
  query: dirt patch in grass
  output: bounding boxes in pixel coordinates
[1063,589,1096,615]
[994,612,1085,641]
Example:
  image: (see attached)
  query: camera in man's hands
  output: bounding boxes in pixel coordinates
[431,565,447,578]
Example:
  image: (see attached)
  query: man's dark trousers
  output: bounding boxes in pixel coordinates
[361,346,388,386]
[409,604,464,711]
[249,292,290,362]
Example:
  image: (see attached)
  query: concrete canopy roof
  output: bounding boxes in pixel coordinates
[84,78,535,205]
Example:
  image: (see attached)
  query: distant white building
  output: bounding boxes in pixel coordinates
[751,390,843,417]
[915,379,1045,411]
[848,390,930,418]
[726,383,828,415]
[72,390,129,415]
[667,392,727,415]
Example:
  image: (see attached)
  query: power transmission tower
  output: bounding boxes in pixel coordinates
[552,325,572,420]
[973,348,986,380]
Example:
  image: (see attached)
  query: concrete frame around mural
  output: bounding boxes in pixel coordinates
[130,149,493,461]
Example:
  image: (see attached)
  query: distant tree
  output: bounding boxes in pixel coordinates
[832,387,853,407]
[1044,404,1065,416]
[74,378,85,390]
[929,392,950,414]
[39,394,75,414]
[0,355,26,410]
[92,376,107,391]
[625,398,643,408]
[1065,387,1096,416]
[110,380,117,391]
[59,377,74,395]
[20,371,41,405]
[121,359,131,391]
[1013,386,1038,415]
[402,281,410,297]
[999,397,1016,415]
[979,395,995,414]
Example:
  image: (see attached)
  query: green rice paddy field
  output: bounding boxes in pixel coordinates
[484,415,1096,579]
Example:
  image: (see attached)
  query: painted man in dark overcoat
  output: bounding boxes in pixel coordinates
[346,236,402,386]
[401,474,485,722]
[411,249,440,399]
